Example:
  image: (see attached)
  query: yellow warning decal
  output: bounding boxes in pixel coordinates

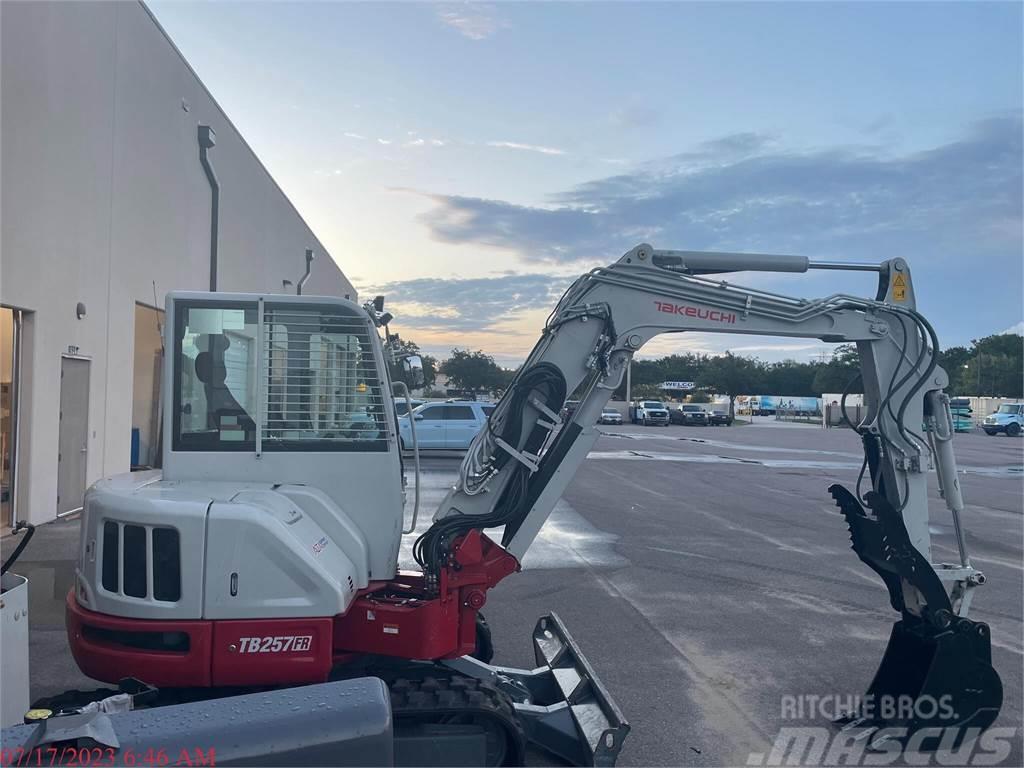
[892,273,907,302]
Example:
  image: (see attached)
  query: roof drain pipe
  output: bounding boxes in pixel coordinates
[297,248,315,295]
[198,125,219,291]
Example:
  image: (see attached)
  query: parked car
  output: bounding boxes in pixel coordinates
[393,397,425,417]
[670,404,709,426]
[598,406,623,425]
[630,400,670,426]
[708,409,732,426]
[983,403,1023,437]
[398,401,495,450]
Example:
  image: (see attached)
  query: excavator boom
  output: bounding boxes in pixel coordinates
[420,243,1002,745]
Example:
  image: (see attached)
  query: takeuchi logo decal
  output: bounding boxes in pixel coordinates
[654,300,737,324]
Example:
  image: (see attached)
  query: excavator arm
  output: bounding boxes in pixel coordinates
[419,243,1002,741]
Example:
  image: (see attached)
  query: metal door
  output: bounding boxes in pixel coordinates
[57,357,90,514]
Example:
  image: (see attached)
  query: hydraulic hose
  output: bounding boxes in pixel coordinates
[1,522,35,576]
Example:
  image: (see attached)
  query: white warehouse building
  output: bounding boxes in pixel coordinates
[1,1,356,528]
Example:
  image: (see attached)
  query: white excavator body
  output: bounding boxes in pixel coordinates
[61,247,1002,766]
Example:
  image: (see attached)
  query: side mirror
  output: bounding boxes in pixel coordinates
[402,355,425,388]
[414,414,424,421]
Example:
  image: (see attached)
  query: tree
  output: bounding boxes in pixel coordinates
[697,352,764,420]
[630,383,666,400]
[440,349,507,392]
[762,359,819,396]
[939,334,1023,397]
[962,334,1023,397]
[939,346,971,394]
[811,344,862,395]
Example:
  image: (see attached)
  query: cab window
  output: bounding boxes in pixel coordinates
[174,303,258,451]
[173,300,388,453]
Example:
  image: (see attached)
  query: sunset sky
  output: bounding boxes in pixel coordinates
[151,1,1022,366]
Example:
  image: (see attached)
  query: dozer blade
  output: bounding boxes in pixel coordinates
[522,613,630,767]
[450,612,630,766]
[829,484,1003,745]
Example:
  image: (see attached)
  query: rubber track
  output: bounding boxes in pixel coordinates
[388,674,526,767]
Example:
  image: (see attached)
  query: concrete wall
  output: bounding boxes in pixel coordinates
[1,1,356,524]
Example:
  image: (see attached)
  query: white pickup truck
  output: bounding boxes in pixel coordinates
[982,403,1023,437]
[629,400,671,426]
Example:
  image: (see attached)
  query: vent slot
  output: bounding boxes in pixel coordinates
[101,521,119,593]
[122,525,147,598]
[153,528,182,602]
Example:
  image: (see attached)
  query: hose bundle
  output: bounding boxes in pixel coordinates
[412,362,566,579]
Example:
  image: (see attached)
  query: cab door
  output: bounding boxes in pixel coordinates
[413,403,447,448]
[443,404,480,449]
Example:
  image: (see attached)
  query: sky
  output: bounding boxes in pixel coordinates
[150,1,1023,367]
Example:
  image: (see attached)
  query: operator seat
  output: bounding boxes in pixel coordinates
[194,334,256,440]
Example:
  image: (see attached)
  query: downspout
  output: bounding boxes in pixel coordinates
[10,310,22,526]
[296,248,315,295]
[198,125,219,291]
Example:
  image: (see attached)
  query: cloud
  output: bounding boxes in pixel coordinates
[416,116,1023,268]
[363,273,574,332]
[403,137,448,148]
[343,132,366,140]
[435,4,508,40]
[1001,321,1024,335]
[376,138,392,145]
[485,140,566,156]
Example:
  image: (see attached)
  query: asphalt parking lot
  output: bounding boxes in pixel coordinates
[5,419,1022,766]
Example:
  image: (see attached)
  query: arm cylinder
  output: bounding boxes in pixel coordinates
[651,249,810,274]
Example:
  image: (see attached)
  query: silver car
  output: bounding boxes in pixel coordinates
[598,407,623,425]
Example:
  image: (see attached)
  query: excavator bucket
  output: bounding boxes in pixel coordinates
[849,617,1003,739]
[830,484,1003,744]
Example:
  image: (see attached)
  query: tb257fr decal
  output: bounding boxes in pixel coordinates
[237,635,313,654]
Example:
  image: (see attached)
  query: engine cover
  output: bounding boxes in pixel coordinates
[77,473,364,622]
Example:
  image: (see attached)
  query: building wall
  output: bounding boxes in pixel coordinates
[1,1,356,524]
